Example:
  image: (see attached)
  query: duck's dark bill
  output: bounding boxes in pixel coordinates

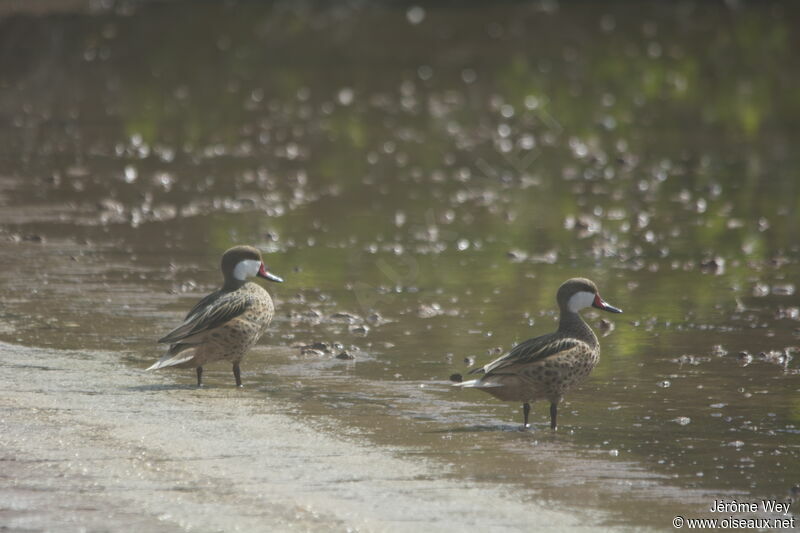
[257,264,284,283]
[592,295,622,313]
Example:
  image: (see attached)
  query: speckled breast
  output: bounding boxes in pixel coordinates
[201,283,275,363]
[240,282,275,337]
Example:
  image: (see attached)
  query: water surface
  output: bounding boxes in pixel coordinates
[1,1,799,529]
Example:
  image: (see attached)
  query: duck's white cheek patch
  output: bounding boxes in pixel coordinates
[568,291,596,312]
[233,259,261,280]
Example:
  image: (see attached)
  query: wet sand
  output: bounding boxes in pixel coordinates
[0,341,631,532]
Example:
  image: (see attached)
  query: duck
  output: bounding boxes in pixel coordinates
[455,278,622,430]
[147,245,283,387]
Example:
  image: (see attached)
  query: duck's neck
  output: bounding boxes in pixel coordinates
[222,277,247,291]
[558,309,598,346]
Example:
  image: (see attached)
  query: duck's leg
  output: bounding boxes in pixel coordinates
[523,402,531,429]
[233,362,242,387]
[196,366,203,387]
[549,401,558,430]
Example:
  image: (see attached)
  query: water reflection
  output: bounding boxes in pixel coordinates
[1,0,799,528]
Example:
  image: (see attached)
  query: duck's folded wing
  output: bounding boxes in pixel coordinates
[474,335,581,375]
[158,291,253,344]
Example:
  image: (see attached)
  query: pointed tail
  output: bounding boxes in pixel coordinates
[146,347,196,371]
[452,378,503,389]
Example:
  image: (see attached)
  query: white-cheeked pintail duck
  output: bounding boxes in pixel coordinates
[147,245,283,387]
[456,277,622,430]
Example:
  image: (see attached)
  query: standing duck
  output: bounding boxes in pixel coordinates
[148,245,283,387]
[455,278,622,430]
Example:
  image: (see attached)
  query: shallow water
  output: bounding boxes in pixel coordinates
[1,0,799,529]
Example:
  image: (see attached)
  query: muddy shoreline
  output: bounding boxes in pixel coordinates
[0,341,627,532]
